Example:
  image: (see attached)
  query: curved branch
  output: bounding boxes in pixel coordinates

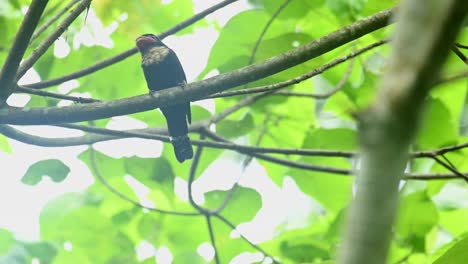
[208,39,387,99]
[88,147,201,216]
[1,9,393,125]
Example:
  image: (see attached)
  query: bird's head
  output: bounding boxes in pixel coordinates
[135,34,164,52]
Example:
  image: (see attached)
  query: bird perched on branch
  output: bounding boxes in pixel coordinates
[135,34,193,163]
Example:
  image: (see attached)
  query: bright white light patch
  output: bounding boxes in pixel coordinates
[54,37,71,58]
[136,240,156,260]
[197,242,215,261]
[155,246,173,264]
[64,241,72,251]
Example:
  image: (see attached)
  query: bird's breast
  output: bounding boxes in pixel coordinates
[141,46,170,66]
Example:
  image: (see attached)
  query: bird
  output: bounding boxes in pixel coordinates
[135,33,193,163]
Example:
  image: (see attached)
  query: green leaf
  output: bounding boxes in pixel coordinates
[217,112,254,138]
[434,234,468,264]
[290,128,355,212]
[0,229,15,254]
[204,186,261,224]
[0,134,12,154]
[23,242,57,264]
[396,191,438,245]
[21,159,70,185]
[416,98,458,148]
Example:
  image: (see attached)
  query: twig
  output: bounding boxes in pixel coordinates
[0,0,49,102]
[206,215,220,264]
[88,147,200,216]
[201,128,352,175]
[431,155,468,182]
[16,86,100,103]
[16,0,93,79]
[452,45,468,65]
[214,213,278,263]
[248,0,292,66]
[455,43,468,49]
[30,0,80,42]
[23,0,239,89]
[187,134,210,213]
[208,39,387,99]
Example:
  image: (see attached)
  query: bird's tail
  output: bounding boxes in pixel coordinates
[171,135,193,163]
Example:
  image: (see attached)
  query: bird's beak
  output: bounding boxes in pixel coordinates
[136,36,156,50]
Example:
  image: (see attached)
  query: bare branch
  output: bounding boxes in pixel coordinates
[30,0,80,42]
[0,0,49,102]
[207,39,387,99]
[0,9,394,125]
[15,0,93,79]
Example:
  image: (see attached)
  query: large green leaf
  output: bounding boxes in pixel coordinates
[433,234,468,264]
[21,159,70,185]
[205,186,262,225]
[289,128,355,212]
[396,191,438,252]
[0,229,14,255]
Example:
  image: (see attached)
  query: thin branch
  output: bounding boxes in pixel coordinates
[88,147,200,216]
[206,215,220,264]
[201,128,352,175]
[16,0,93,79]
[0,0,49,102]
[30,0,80,42]
[1,123,466,181]
[208,39,387,99]
[435,70,468,85]
[455,43,468,49]
[214,115,270,214]
[431,155,468,182]
[3,121,468,161]
[452,45,468,65]
[214,213,278,262]
[22,0,240,89]
[16,86,100,103]
[187,134,210,214]
[248,0,292,66]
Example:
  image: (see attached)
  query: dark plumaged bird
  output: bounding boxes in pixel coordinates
[135,34,193,163]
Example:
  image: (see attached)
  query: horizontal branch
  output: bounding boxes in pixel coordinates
[1,9,393,125]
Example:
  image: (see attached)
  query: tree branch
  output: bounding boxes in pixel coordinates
[1,9,393,125]
[15,0,93,79]
[338,1,468,263]
[0,0,49,102]
[30,0,80,42]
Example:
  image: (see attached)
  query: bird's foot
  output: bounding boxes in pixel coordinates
[149,90,158,97]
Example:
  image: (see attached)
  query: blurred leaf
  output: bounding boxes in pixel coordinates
[290,128,355,212]
[396,191,438,251]
[434,234,468,264]
[217,112,254,138]
[0,229,15,255]
[0,134,12,154]
[23,241,57,264]
[416,98,458,148]
[21,159,70,185]
[204,186,261,224]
